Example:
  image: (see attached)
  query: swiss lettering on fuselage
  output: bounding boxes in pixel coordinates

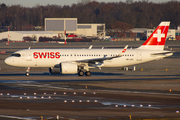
[33,52,60,59]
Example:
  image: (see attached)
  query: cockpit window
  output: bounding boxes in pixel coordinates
[11,53,21,57]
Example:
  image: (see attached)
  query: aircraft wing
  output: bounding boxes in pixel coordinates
[75,45,128,63]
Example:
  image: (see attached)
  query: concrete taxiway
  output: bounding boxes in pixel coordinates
[0,76,180,120]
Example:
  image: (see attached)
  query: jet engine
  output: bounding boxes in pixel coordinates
[60,63,78,74]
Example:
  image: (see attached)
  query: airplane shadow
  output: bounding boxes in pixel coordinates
[0,72,124,77]
[49,72,125,76]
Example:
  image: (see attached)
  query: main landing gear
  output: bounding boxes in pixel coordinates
[78,70,91,76]
[25,67,30,76]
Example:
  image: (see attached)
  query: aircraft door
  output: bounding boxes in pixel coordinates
[26,50,32,61]
[136,51,142,61]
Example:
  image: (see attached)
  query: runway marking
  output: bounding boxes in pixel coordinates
[7,92,158,108]
[1,91,180,110]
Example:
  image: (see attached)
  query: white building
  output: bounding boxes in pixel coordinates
[45,18,105,38]
[0,31,58,41]
[77,24,105,37]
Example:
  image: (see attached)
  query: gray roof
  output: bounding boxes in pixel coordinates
[9,31,57,34]
[131,28,147,33]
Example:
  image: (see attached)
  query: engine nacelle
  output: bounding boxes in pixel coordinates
[49,67,60,74]
[60,63,78,74]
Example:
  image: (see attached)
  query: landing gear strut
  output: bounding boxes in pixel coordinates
[49,67,52,75]
[25,67,30,76]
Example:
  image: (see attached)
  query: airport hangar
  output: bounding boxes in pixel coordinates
[0,18,106,42]
[0,18,177,42]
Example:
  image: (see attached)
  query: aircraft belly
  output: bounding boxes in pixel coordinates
[34,59,56,67]
[103,58,134,67]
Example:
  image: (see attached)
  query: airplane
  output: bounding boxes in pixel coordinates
[4,21,173,76]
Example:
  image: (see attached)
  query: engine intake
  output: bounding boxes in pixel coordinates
[60,62,78,74]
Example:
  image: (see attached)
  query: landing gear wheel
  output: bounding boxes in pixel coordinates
[25,72,29,76]
[85,71,91,76]
[78,71,84,76]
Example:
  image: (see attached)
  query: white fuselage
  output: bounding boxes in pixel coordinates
[4,48,172,68]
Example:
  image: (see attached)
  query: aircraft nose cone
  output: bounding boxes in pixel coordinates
[4,58,11,65]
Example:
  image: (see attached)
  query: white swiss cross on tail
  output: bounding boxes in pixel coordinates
[153,29,165,42]
[138,21,170,50]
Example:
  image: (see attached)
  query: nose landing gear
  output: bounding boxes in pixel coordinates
[25,67,30,76]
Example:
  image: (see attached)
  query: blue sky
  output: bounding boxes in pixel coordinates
[0,0,174,7]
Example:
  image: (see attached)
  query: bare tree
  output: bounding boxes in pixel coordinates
[111,21,133,38]
[0,1,180,31]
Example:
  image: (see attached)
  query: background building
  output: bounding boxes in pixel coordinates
[175,26,180,40]
[0,18,178,42]
[0,18,106,42]
[0,31,57,42]
[45,18,105,38]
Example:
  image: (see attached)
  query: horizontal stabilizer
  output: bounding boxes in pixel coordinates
[151,51,173,57]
